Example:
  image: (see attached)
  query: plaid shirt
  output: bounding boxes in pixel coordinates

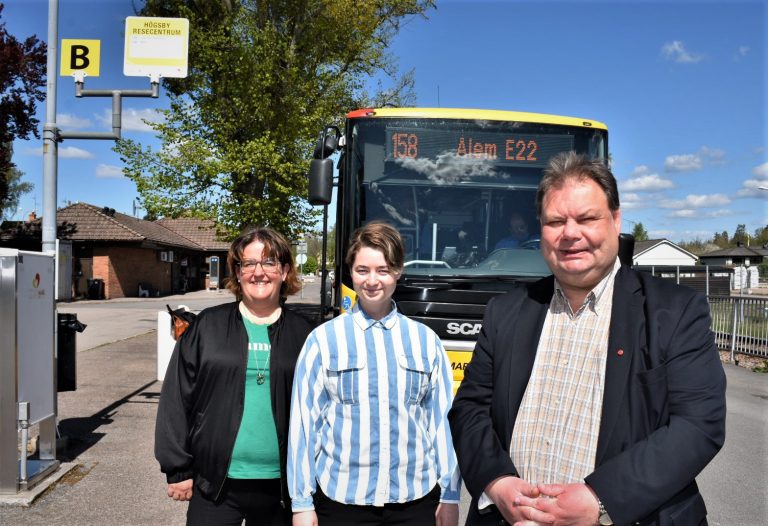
[509,258,621,483]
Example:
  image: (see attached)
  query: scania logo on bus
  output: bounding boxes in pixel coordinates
[446,322,482,336]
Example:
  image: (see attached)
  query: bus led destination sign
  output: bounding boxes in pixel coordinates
[386,128,573,167]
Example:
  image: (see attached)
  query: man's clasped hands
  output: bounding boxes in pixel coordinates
[486,476,602,526]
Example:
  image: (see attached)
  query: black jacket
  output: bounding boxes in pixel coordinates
[155,301,315,506]
[450,267,726,525]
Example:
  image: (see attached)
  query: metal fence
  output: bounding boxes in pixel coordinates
[708,295,768,361]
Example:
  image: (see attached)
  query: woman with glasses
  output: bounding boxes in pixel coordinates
[156,226,314,526]
[288,222,460,526]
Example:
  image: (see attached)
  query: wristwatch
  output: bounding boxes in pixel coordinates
[597,498,614,526]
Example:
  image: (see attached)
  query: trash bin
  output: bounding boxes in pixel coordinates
[86,278,105,299]
[57,313,87,392]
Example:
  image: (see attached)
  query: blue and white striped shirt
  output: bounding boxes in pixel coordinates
[288,302,461,511]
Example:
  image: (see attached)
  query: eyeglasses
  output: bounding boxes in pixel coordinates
[237,258,281,275]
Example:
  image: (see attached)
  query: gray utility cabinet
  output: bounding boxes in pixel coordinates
[0,249,59,493]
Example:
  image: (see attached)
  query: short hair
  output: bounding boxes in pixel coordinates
[225,226,301,299]
[536,151,620,218]
[345,221,405,271]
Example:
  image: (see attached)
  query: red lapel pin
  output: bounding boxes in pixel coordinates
[617,349,625,356]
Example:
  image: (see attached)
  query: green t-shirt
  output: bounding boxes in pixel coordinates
[228,320,280,479]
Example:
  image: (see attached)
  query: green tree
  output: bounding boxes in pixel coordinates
[753,225,768,247]
[631,222,648,241]
[0,163,33,220]
[713,230,729,248]
[303,254,318,275]
[732,224,747,246]
[116,0,434,238]
[0,4,45,213]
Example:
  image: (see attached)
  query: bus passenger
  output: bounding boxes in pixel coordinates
[494,212,532,250]
[155,227,314,526]
[288,221,461,526]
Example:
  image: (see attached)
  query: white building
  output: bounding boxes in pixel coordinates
[632,239,698,267]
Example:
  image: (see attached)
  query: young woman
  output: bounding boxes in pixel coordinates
[288,222,460,526]
[155,227,314,525]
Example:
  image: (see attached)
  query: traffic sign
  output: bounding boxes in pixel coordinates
[296,253,308,265]
[60,39,100,77]
[297,242,308,254]
[124,17,189,78]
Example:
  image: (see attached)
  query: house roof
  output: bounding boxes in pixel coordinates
[632,238,698,260]
[155,217,230,251]
[2,203,231,253]
[698,245,765,258]
[56,203,194,249]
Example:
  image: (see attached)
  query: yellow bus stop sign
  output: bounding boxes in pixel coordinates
[124,17,189,78]
[60,39,100,77]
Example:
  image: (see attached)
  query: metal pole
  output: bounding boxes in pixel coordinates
[730,299,738,363]
[319,205,329,324]
[42,0,59,254]
[705,265,709,297]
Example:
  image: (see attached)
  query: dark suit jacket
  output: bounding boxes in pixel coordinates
[449,266,726,526]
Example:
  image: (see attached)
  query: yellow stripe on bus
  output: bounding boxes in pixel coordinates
[353,107,607,130]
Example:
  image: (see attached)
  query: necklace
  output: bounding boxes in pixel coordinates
[254,349,270,385]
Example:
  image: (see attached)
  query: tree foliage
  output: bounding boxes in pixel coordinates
[116,0,434,238]
[677,224,768,254]
[631,222,648,242]
[0,163,33,220]
[0,3,46,212]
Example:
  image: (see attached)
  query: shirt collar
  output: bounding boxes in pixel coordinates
[553,257,621,315]
[351,300,399,330]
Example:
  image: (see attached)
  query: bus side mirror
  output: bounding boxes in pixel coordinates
[308,158,333,205]
[314,134,338,159]
[619,233,635,267]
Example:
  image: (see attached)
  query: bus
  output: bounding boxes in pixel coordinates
[309,107,609,390]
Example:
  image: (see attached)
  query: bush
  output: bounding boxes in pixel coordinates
[302,255,318,275]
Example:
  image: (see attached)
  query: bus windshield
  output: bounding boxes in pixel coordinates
[350,115,608,279]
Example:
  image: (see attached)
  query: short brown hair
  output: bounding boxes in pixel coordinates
[225,226,301,299]
[536,151,619,218]
[345,221,405,271]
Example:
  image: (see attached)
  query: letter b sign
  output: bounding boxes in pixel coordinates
[60,39,101,77]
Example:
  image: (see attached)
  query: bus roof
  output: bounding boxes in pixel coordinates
[346,107,608,130]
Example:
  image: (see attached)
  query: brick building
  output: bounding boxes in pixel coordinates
[1,203,230,299]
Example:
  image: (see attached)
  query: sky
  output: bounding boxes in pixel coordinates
[4,0,767,243]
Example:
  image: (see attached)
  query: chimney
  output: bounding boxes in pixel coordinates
[28,211,37,223]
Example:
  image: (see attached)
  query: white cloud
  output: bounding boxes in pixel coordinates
[698,146,726,165]
[660,194,731,209]
[620,174,674,192]
[736,178,768,198]
[752,162,768,179]
[735,45,750,60]
[665,154,702,173]
[706,209,734,218]
[60,146,95,159]
[95,164,124,178]
[667,208,733,220]
[669,209,697,218]
[629,165,653,177]
[620,192,643,210]
[24,145,94,159]
[661,40,704,63]
[649,229,675,239]
[100,107,163,132]
[396,151,499,184]
[57,113,92,129]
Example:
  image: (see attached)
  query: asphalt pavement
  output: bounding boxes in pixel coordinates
[1,281,766,525]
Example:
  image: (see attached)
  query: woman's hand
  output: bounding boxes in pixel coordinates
[167,479,193,501]
[292,510,318,526]
[436,502,459,526]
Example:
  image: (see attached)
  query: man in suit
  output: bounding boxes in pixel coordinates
[448,152,726,526]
